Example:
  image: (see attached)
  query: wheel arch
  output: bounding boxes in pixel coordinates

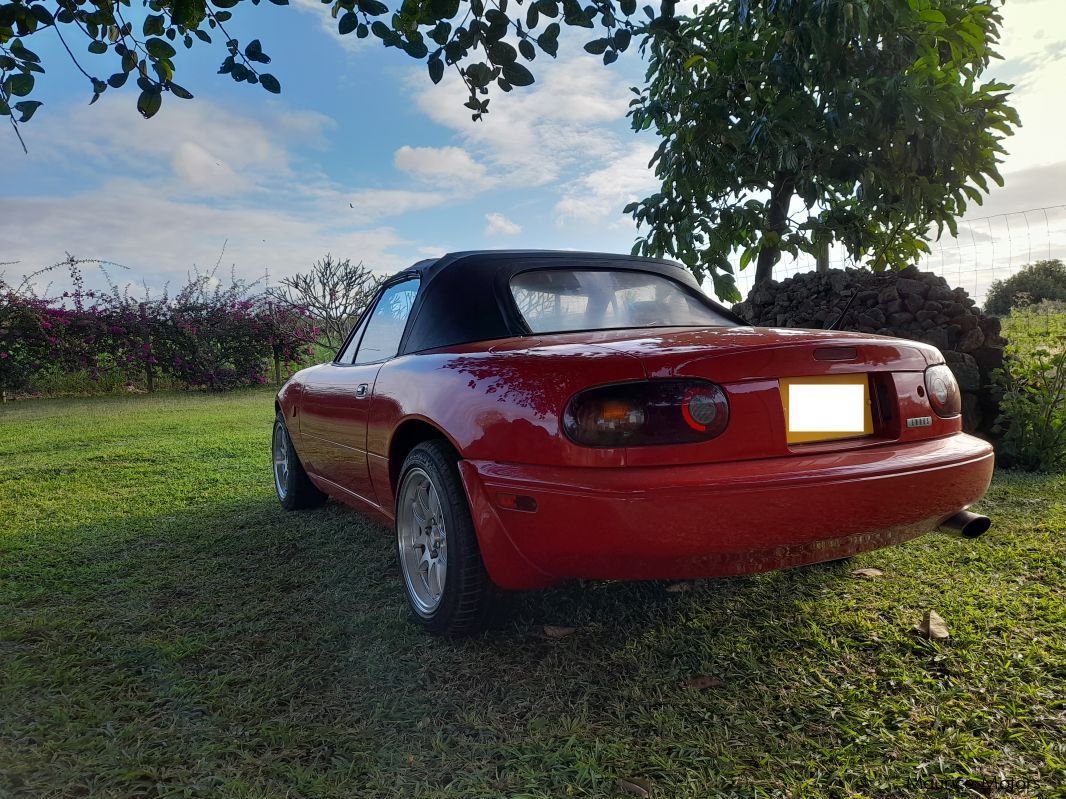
[387,416,552,591]
[388,417,462,494]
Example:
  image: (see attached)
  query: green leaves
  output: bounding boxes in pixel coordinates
[4,0,651,141]
[402,38,429,58]
[169,82,195,99]
[465,61,495,89]
[172,0,209,28]
[144,14,166,37]
[428,56,444,84]
[584,37,610,54]
[13,99,42,122]
[627,0,1018,292]
[488,40,517,64]
[537,22,561,56]
[338,12,359,34]
[502,62,534,86]
[918,8,946,24]
[136,88,162,119]
[10,40,40,64]
[6,73,34,97]
[245,39,271,63]
[146,38,177,59]
[259,73,281,93]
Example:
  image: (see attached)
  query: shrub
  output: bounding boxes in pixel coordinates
[1000,302,1066,359]
[0,287,52,394]
[0,260,319,396]
[985,259,1066,316]
[994,314,1066,471]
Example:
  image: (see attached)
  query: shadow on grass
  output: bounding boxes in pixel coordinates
[0,496,910,796]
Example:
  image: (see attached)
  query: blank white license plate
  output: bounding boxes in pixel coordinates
[781,375,872,444]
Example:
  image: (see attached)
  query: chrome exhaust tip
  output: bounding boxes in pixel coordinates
[938,510,991,540]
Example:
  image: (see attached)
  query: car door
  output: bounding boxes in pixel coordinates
[298,277,420,505]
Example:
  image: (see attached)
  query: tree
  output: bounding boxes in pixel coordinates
[269,254,382,350]
[0,0,659,150]
[985,260,1066,316]
[626,0,1019,301]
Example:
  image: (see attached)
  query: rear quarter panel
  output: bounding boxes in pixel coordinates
[366,340,645,509]
[275,375,305,444]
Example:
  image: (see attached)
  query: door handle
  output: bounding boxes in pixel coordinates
[355,383,369,398]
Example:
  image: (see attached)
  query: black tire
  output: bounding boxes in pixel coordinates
[395,440,494,637]
[273,412,327,511]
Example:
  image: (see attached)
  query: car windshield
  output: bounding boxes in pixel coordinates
[510,269,735,334]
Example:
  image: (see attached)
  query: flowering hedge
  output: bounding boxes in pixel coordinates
[0,265,320,395]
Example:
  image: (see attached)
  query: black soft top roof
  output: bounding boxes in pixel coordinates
[394,250,745,354]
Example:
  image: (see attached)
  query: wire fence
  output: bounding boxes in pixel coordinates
[730,204,1066,309]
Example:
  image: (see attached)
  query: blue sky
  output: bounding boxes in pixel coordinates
[2,0,1064,301]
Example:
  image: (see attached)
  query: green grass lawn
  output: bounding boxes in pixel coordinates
[1,390,1063,798]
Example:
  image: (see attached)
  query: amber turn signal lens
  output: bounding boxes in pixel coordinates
[496,493,538,512]
[924,364,961,418]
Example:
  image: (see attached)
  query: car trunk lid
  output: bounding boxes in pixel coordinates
[533,326,952,466]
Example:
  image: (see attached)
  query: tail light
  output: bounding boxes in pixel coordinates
[563,380,729,447]
[924,364,961,417]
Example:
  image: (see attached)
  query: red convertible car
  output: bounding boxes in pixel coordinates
[273,250,993,635]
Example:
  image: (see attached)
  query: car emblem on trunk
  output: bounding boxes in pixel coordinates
[907,416,933,428]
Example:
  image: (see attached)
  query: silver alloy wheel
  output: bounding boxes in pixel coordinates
[272,423,289,501]
[397,467,448,615]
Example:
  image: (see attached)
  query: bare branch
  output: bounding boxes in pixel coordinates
[268,255,384,350]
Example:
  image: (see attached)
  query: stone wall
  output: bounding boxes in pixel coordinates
[732,265,1006,435]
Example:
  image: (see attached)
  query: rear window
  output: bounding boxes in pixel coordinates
[510,269,735,334]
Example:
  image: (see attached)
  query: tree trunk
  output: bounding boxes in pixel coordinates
[754,175,796,287]
[815,239,830,273]
[274,352,282,385]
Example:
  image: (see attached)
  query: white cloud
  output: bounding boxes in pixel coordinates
[0,184,412,294]
[0,96,434,290]
[394,145,488,185]
[988,0,1066,173]
[171,141,250,195]
[5,94,336,199]
[290,0,367,54]
[347,188,451,219]
[417,245,449,258]
[553,141,658,227]
[963,161,1066,221]
[411,53,634,187]
[484,212,522,236]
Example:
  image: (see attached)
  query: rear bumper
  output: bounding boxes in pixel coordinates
[458,434,994,589]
